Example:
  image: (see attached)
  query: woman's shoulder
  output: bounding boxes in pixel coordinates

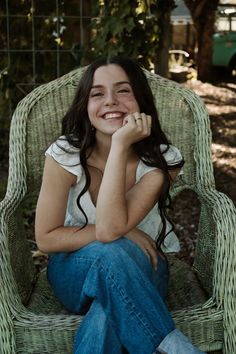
[46,135,79,154]
[45,135,82,179]
[136,144,183,182]
[136,160,157,182]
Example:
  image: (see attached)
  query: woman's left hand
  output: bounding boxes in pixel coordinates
[125,228,164,270]
[112,112,152,148]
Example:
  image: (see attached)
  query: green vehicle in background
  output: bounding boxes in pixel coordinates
[212,6,236,75]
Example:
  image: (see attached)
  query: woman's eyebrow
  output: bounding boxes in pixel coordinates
[91,85,103,89]
[115,81,131,86]
[91,81,131,89]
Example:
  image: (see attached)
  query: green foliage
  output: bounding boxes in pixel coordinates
[0,1,86,110]
[90,0,176,70]
[0,0,86,201]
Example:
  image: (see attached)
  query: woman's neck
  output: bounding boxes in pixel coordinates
[94,133,112,160]
[92,132,138,166]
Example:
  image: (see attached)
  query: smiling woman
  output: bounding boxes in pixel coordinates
[87,65,140,139]
[35,56,204,354]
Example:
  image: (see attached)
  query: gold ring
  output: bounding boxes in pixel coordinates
[135,117,142,121]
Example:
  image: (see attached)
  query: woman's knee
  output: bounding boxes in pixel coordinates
[93,238,146,272]
[81,237,138,259]
[98,237,140,259]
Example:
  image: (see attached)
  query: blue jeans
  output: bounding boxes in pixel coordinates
[47,238,204,354]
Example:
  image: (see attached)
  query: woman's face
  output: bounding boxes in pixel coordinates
[87,64,140,138]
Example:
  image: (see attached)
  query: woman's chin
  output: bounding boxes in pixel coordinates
[96,126,121,139]
[105,124,123,135]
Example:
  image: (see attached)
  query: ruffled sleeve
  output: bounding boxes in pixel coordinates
[136,144,184,182]
[45,136,82,182]
[161,144,184,175]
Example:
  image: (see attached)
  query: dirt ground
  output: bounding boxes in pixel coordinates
[170,78,236,265]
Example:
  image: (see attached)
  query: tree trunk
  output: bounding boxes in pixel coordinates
[184,0,219,82]
[196,7,216,81]
[154,11,171,77]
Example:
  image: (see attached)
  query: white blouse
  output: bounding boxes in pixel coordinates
[46,136,183,253]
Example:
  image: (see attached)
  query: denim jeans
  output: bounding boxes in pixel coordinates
[47,238,205,354]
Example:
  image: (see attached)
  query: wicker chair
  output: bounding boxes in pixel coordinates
[0,67,235,354]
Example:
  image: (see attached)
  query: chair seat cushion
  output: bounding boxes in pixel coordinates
[167,255,208,311]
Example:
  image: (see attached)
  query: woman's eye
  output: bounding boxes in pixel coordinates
[91,92,103,97]
[117,88,130,93]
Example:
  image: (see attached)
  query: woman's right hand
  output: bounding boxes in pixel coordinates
[112,112,152,149]
[125,228,163,270]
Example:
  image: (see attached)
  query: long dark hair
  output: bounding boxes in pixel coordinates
[61,56,184,249]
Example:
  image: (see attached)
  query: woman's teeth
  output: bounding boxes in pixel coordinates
[104,113,123,120]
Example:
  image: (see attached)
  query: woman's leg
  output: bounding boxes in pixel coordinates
[47,238,174,354]
[156,329,205,354]
[47,238,205,354]
[74,299,125,354]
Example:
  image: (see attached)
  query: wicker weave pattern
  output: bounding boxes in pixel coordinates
[0,67,235,353]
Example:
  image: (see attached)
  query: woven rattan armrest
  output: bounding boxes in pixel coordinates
[194,187,236,353]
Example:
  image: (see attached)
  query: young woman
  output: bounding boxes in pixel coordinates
[35,56,205,354]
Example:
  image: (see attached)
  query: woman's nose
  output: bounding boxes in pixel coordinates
[104,91,117,106]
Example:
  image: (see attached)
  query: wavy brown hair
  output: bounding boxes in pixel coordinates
[60,56,184,250]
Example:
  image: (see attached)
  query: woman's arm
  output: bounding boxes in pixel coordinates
[35,156,96,253]
[96,113,165,242]
[169,168,181,182]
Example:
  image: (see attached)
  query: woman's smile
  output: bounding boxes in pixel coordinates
[102,112,125,120]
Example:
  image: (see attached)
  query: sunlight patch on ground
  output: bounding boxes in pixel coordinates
[211,143,236,169]
[206,104,236,115]
[185,80,236,102]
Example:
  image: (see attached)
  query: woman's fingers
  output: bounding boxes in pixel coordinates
[120,112,152,142]
[125,229,158,270]
[141,238,158,270]
[144,246,158,271]
[133,112,143,125]
[123,113,136,126]
[133,112,152,136]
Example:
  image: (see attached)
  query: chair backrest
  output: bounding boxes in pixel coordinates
[7,67,215,303]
